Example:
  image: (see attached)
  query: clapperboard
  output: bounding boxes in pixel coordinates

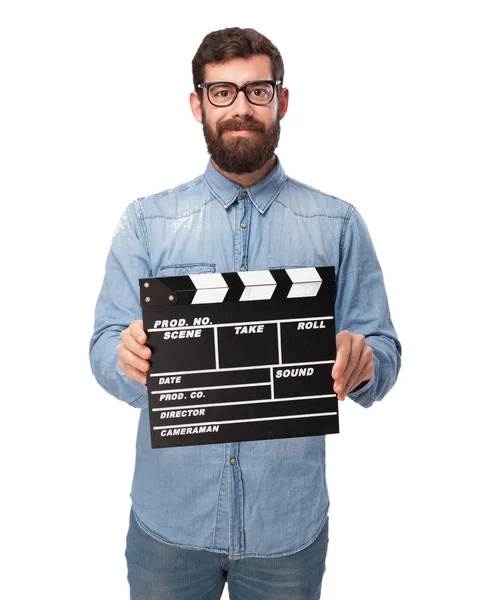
[139,267,339,448]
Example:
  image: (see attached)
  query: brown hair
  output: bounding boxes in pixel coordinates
[192,27,284,101]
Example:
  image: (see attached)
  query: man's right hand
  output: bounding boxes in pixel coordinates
[116,320,151,385]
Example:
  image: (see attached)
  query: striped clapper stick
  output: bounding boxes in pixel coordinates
[139,267,338,448]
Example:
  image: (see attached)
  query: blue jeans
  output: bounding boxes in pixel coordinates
[125,507,329,600]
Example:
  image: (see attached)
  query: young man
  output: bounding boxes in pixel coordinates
[89,27,401,600]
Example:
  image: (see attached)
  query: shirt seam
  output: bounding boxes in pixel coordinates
[133,198,152,271]
[339,204,355,257]
[129,394,147,409]
[275,198,350,219]
[139,175,204,201]
[249,176,287,214]
[284,177,354,218]
[203,174,238,208]
[141,196,215,221]
[212,454,227,549]
[286,176,348,201]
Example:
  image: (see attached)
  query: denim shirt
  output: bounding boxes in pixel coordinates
[89,155,401,559]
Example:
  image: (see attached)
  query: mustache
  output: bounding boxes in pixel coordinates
[218,119,265,134]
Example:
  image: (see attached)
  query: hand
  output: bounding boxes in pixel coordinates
[116,320,151,385]
[332,330,374,401]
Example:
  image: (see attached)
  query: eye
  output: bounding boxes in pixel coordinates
[209,84,236,98]
[215,89,233,98]
[245,82,273,102]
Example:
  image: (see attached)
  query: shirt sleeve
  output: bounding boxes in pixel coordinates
[89,200,150,409]
[334,205,402,408]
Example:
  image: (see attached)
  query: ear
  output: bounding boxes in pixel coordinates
[278,87,289,120]
[190,91,203,124]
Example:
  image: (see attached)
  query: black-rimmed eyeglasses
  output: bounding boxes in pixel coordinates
[197,80,282,107]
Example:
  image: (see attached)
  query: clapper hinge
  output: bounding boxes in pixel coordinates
[139,278,178,307]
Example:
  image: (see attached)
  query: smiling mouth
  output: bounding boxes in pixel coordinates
[226,129,258,134]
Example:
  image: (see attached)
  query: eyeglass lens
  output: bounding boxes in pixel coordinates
[208,82,274,106]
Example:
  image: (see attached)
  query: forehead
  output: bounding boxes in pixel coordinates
[204,54,273,85]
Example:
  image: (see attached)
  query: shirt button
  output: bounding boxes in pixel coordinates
[230,458,237,465]
[240,266,246,272]
[240,222,247,229]
[241,190,247,197]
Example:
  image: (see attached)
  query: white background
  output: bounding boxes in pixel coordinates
[1,1,478,598]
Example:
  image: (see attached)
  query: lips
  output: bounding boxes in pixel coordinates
[227,129,257,133]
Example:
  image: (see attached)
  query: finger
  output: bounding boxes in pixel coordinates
[118,358,147,385]
[130,320,147,344]
[332,332,352,380]
[345,357,375,396]
[343,345,374,395]
[335,335,365,395]
[120,327,151,359]
[116,342,151,373]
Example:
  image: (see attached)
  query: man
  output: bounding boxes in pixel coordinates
[89,27,401,600]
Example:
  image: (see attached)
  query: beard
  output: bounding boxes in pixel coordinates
[201,105,281,175]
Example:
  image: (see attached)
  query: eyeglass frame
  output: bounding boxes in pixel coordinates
[197,80,283,107]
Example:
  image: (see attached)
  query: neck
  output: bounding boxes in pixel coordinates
[212,155,277,188]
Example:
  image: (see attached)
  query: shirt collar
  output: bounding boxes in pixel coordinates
[203,154,287,215]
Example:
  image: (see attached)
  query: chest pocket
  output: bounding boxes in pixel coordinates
[155,263,216,277]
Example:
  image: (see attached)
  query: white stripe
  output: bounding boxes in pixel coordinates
[214,326,219,369]
[286,267,322,283]
[192,288,228,304]
[277,322,282,363]
[150,359,335,377]
[151,394,337,411]
[152,382,268,394]
[190,273,227,289]
[287,281,322,298]
[238,270,276,286]
[239,285,276,301]
[154,412,338,430]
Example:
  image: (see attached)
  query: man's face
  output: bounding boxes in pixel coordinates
[194,55,287,175]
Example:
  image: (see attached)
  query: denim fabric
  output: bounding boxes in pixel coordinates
[125,506,329,600]
[89,155,401,559]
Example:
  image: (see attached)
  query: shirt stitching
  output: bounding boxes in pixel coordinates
[248,176,287,213]
[141,196,215,220]
[340,204,355,257]
[275,197,350,219]
[203,174,238,208]
[212,453,227,549]
[140,175,204,201]
[133,199,151,267]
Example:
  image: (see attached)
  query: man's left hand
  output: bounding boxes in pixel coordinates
[332,331,375,401]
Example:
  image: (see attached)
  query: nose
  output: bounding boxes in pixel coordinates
[230,89,254,118]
